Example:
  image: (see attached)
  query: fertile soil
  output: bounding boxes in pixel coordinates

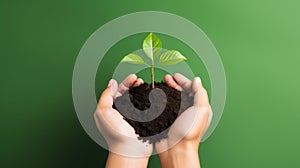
[113,81,193,144]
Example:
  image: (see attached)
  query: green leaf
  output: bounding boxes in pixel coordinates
[143,33,162,60]
[158,50,187,65]
[121,54,145,64]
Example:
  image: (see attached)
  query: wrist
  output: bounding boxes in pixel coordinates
[106,152,149,168]
[158,140,200,168]
[108,141,152,158]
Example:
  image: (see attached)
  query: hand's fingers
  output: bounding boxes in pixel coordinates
[164,74,182,91]
[118,74,137,94]
[173,73,192,92]
[98,79,118,109]
[192,77,210,107]
[199,106,213,140]
[133,78,144,87]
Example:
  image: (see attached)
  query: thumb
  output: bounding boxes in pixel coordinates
[98,79,118,109]
[192,77,209,107]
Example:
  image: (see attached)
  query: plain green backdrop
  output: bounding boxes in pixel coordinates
[1,0,300,167]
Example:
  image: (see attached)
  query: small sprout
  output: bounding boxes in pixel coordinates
[121,33,187,88]
[143,33,162,59]
[159,50,187,65]
[121,54,147,65]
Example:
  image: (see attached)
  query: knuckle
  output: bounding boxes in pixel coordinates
[182,133,198,141]
[94,109,102,119]
[93,112,98,119]
[200,106,211,115]
[200,88,208,96]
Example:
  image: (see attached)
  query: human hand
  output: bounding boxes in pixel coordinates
[94,74,152,167]
[155,73,213,168]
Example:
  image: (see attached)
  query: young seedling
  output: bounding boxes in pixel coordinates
[121,33,187,88]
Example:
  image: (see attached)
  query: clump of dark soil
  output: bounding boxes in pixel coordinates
[113,81,193,144]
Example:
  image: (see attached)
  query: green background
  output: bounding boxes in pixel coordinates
[1,0,300,167]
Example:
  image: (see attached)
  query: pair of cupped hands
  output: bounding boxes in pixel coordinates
[94,73,212,167]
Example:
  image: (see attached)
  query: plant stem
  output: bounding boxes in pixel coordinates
[151,56,155,88]
[151,65,154,88]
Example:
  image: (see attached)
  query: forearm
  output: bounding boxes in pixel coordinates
[106,152,149,168]
[158,141,200,168]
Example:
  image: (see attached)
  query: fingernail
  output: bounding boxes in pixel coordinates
[107,79,114,87]
[195,77,202,85]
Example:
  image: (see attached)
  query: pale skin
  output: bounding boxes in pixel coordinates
[94,73,212,168]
